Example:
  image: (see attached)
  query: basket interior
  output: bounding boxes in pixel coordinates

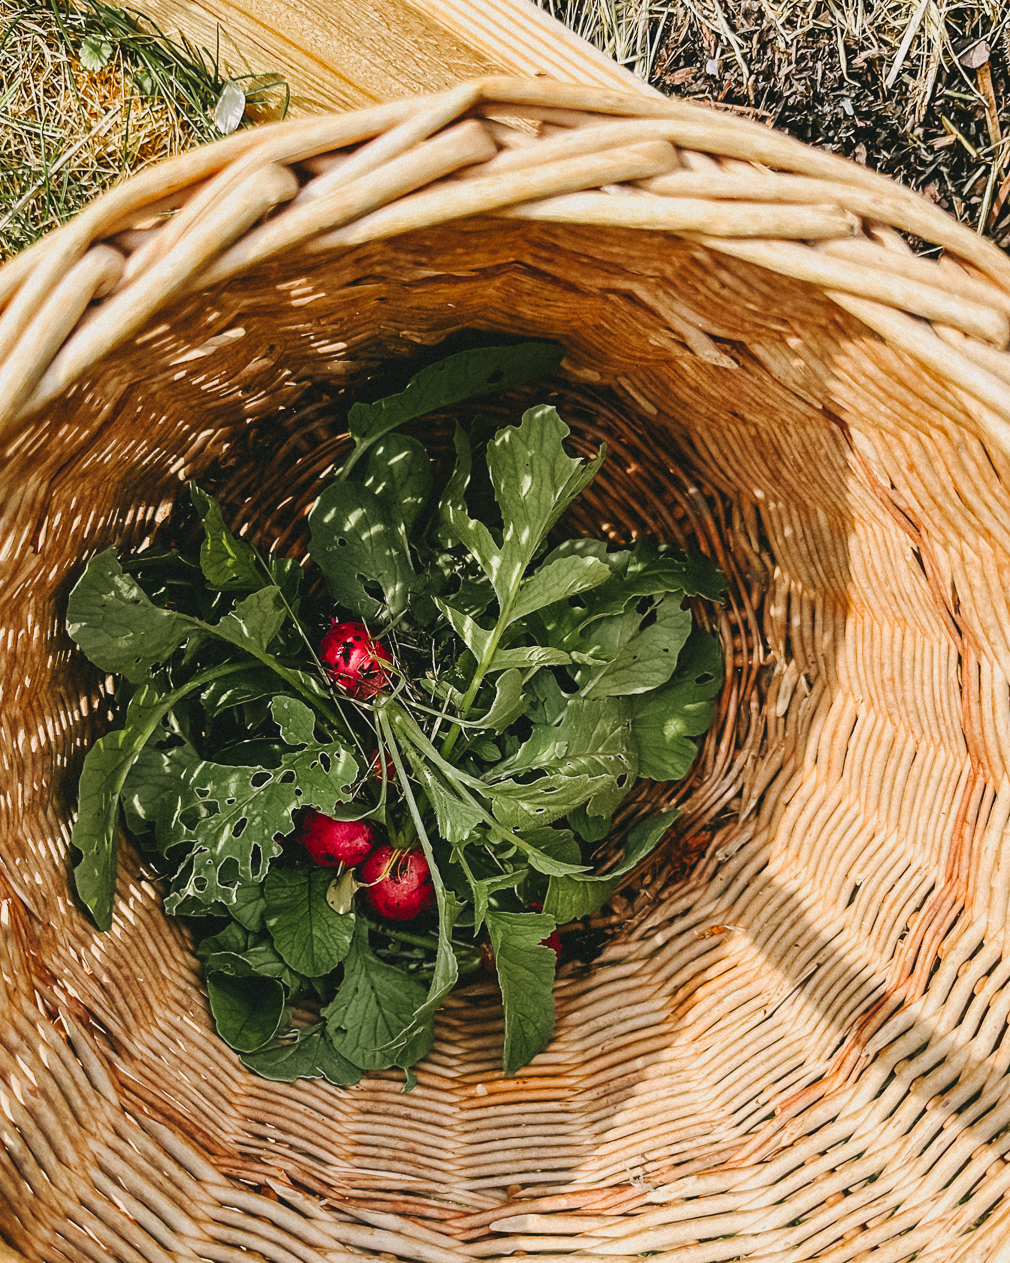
[5,215,1010,1260]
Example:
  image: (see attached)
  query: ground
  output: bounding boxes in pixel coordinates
[1,0,1007,253]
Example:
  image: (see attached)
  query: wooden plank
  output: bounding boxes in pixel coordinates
[133,0,652,117]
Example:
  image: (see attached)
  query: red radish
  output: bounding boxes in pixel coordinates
[368,748,398,784]
[319,621,392,699]
[360,843,435,920]
[528,903,562,960]
[298,810,377,867]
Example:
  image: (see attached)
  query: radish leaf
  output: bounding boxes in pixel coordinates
[486,910,557,1075]
[242,1025,361,1085]
[264,867,355,976]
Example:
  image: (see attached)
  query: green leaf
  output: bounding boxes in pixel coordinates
[487,645,571,672]
[264,868,356,976]
[230,881,268,931]
[471,868,527,930]
[213,586,286,654]
[201,667,284,719]
[322,922,433,1070]
[309,481,417,619]
[434,598,492,660]
[478,669,525,733]
[407,755,485,846]
[79,35,113,69]
[510,555,611,624]
[163,733,358,912]
[67,549,196,683]
[489,696,638,826]
[631,630,724,779]
[581,597,692,698]
[271,695,316,746]
[486,910,557,1075]
[348,343,563,452]
[206,969,286,1053]
[361,434,433,536]
[195,921,251,960]
[441,407,605,617]
[241,1024,362,1085]
[567,803,612,844]
[191,485,263,590]
[203,947,297,987]
[543,811,678,922]
[72,683,185,929]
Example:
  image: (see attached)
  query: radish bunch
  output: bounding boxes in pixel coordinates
[67,342,725,1088]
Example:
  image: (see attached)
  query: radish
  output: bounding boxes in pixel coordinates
[319,621,392,699]
[368,747,398,784]
[360,843,435,920]
[298,809,377,867]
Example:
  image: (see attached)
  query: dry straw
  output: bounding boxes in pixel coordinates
[3,73,1010,1262]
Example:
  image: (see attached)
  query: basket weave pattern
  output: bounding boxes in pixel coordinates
[4,77,1010,1262]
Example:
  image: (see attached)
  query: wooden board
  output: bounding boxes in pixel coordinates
[135,0,654,117]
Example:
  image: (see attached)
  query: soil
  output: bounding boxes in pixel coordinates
[652,1,1010,249]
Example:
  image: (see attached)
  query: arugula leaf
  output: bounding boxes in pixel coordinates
[434,598,492,661]
[271,695,317,746]
[191,485,264,590]
[67,549,196,683]
[264,867,355,976]
[510,554,611,624]
[201,667,284,719]
[309,480,417,620]
[241,1024,362,1085]
[471,867,527,930]
[486,910,557,1075]
[441,408,605,618]
[478,669,525,733]
[322,921,433,1070]
[346,343,563,461]
[543,811,678,922]
[631,630,724,779]
[405,753,484,845]
[362,434,433,536]
[580,597,692,699]
[213,586,286,654]
[206,967,286,1052]
[488,696,638,827]
[487,645,571,672]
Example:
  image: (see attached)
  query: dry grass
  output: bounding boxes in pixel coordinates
[0,0,286,260]
[540,0,1010,247]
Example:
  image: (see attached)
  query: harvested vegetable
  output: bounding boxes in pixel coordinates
[66,341,725,1084]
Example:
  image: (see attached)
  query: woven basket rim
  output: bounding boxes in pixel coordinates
[1,74,1010,457]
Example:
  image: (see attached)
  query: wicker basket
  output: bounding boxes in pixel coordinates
[4,77,1010,1263]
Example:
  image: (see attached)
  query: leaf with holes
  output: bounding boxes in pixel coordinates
[631,629,724,780]
[162,728,358,914]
